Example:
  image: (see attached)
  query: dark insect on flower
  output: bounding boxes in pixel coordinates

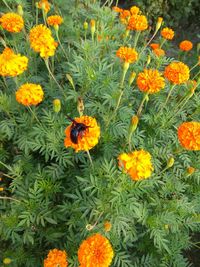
[66,115,89,144]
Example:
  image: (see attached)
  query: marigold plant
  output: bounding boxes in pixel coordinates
[78,233,114,267]
[15,83,44,106]
[0,12,24,33]
[44,249,68,267]
[0,47,28,77]
[118,150,154,181]
[137,69,165,94]
[178,122,200,150]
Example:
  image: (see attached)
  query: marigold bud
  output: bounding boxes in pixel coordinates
[35,2,39,8]
[83,21,88,30]
[90,19,96,36]
[146,55,151,66]
[0,187,4,191]
[129,115,139,134]
[77,97,84,116]
[187,167,195,175]
[17,5,24,16]
[129,71,136,86]
[53,99,61,113]
[167,157,174,168]
[54,24,59,32]
[3,258,12,265]
[104,221,112,232]
[124,29,130,38]
[66,74,75,90]
[155,17,163,32]
[164,224,169,230]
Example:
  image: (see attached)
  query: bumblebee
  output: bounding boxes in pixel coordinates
[66,115,88,144]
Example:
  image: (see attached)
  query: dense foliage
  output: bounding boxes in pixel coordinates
[0,0,200,266]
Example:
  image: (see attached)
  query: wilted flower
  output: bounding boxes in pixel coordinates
[78,233,114,267]
[64,116,100,152]
[118,150,154,181]
[44,249,68,267]
[0,47,28,77]
[0,13,24,33]
[178,122,200,150]
[29,24,58,58]
[164,62,190,85]
[161,27,174,40]
[179,40,193,51]
[16,83,44,106]
[127,14,148,31]
[137,69,165,94]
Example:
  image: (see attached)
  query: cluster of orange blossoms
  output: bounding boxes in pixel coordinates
[137,69,165,94]
[44,234,114,267]
[47,15,63,27]
[0,47,28,77]
[64,116,100,152]
[116,47,138,64]
[161,27,175,40]
[38,0,51,13]
[118,150,154,181]
[150,43,165,57]
[15,83,44,106]
[29,24,58,58]
[179,40,193,51]
[178,122,200,150]
[0,12,24,33]
[164,62,190,84]
[78,233,114,267]
[44,249,68,267]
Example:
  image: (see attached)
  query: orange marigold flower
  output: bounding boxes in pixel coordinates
[78,233,114,267]
[130,6,140,15]
[150,43,160,50]
[104,221,112,232]
[164,61,190,84]
[29,24,58,58]
[153,48,165,57]
[0,47,28,77]
[120,10,131,24]
[137,69,165,94]
[179,40,193,51]
[178,122,200,151]
[64,116,100,152]
[127,14,148,31]
[16,83,44,106]
[161,27,174,40]
[116,47,138,63]
[112,6,123,13]
[44,248,68,267]
[0,13,24,33]
[118,150,154,181]
[47,15,63,26]
[38,0,50,13]
[187,167,195,175]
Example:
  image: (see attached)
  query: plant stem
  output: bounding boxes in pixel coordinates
[158,84,176,114]
[42,9,47,25]
[0,196,21,203]
[134,31,141,48]
[27,106,42,126]
[137,93,148,117]
[86,150,93,167]
[2,0,12,11]
[160,38,166,48]
[55,30,68,60]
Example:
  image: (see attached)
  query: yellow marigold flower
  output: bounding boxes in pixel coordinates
[118,150,153,181]
[150,43,160,50]
[178,122,200,151]
[161,27,174,40]
[0,187,4,191]
[164,62,190,84]
[179,40,193,51]
[38,0,50,13]
[3,258,12,264]
[112,6,123,13]
[120,10,131,24]
[78,233,114,267]
[44,249,68,267]
[16,83,44,106]
[104,221,112,232]
[29,24,58,58]
[153,48,165,57]
[127,14,148,31]
[130,6,140,15]
[64,116,100,152]
[0,13,24,33]
[187,167,195,175]
[47,15,63,26]
[116,47,138,64]
[137,69,165,94]
[0,47,28,77]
